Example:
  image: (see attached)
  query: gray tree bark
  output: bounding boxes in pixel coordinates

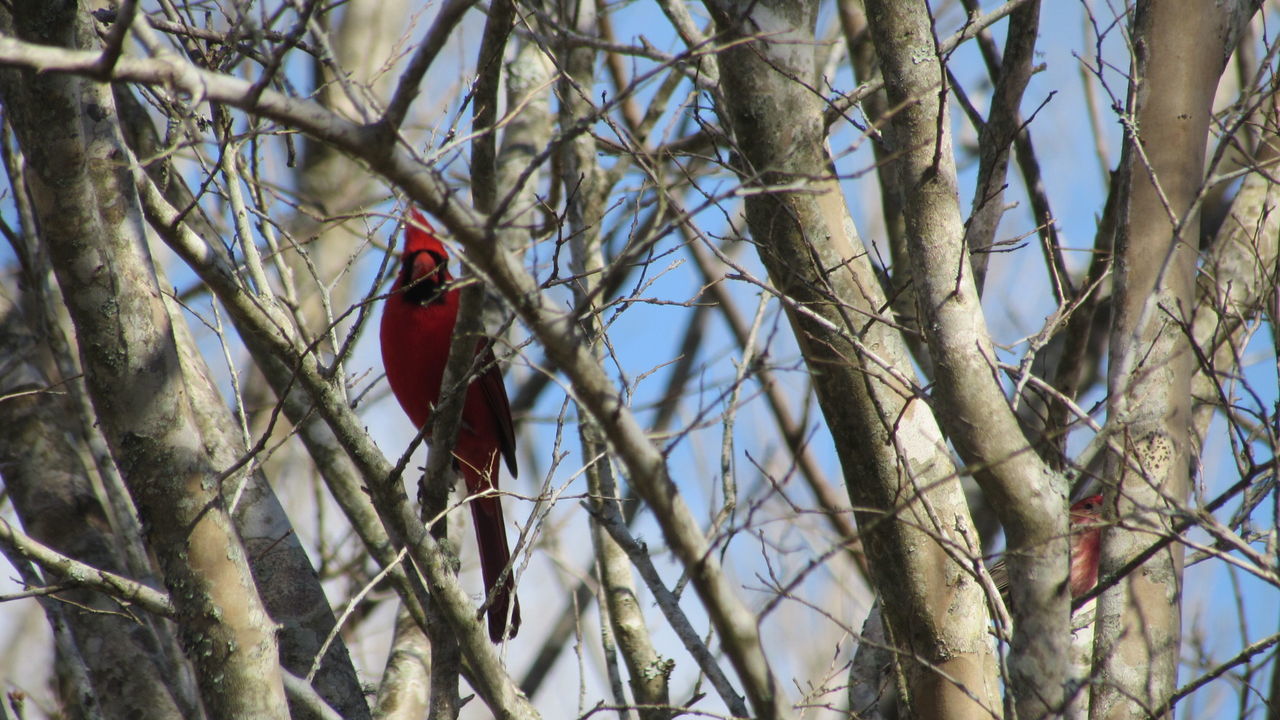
[1095,2,1253,718]
[0,2,290,716]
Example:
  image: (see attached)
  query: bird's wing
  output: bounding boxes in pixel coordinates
[475,339,518,478]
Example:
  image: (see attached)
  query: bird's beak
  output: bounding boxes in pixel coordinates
[410,251,443,284]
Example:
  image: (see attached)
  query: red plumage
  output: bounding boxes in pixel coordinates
[379,209,520,642]
[1066,494,1103,599]
[988,494,1105,603]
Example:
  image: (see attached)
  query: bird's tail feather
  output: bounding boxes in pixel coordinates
[464,464,520,642]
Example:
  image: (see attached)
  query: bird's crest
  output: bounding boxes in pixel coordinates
[403,208,448,258]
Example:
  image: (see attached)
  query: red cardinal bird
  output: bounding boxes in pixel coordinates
[380,209,520,642]
[989,494,1104,603]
